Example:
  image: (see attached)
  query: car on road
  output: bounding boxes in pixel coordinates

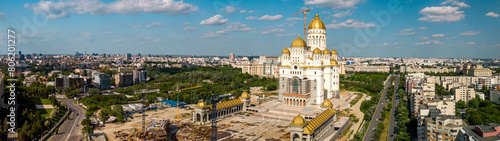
[373,127,376,131]
[391,134,393,137]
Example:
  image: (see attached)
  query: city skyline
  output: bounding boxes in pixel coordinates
[0,0,499,59]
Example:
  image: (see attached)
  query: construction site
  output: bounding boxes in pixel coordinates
[92,90,354,141]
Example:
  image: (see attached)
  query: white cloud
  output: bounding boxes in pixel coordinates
[398,32,415,36]
[246,16,257,20]
[261,28,286,34]
[432,34,445,37]
[326,19,375,29]
[184,26,197,31]
[223,22,253,32]
[276,33,296,37]
[400,28,415,32]
[239,10,255,13]
[440,0,469,8]
[460,30,480,35]
[223,5,238,14]
[200,32,221,38]
[200,15,228,26]
[0,13,5,20]
[418,27,428,30]
[420,36,429,40]
[258,15,283,21]
[418,6,465,22]
[467,42,475,44]
[145,22,166,28]
[286,17,302,21]
[304,0,365,9]
[486,12,499,17]
[200,22,253,38]
[25,0,198,19]
[383,42,388,46]
[394,46,400,49]
[393,42,400,45]
[415,40,443,45]
[331,10,353,18]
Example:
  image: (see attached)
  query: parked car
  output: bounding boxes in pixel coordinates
[373,127,376,131]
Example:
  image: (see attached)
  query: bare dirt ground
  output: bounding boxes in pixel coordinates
[339,92,367,141]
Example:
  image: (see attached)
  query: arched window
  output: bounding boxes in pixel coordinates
[292,79,299,93]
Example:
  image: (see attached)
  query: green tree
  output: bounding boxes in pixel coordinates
[88,88,102,97]
[468,98,480,109]
[457,100,467,109]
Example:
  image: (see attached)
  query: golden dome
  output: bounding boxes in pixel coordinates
[240,91,250,99]
[308,14,326,30]
[331,49,338,55]
[313,48,322,54]
[290,115,307,126]
[291,36,307,47]
[330,59,339,66]
[195,99,209,108]
[282,48,290,54]
[321,99,333,108]
[322,49,331,54]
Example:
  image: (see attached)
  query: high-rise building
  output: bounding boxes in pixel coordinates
[133,69,147,84]
[115,73,133,87]
[93,73,111,90]
[126,53,132,61]
[229,53,235,60]
[424,115,465,141]
[278,14,341,106]
[19,51,25,60]
[454,85,475,103]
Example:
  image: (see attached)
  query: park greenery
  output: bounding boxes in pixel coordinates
[115,66,277,104]
[395,77,412,141]
[0,75,68,140]
[460,97,500,125]
[340,72,389,141]
[341,72,389,122]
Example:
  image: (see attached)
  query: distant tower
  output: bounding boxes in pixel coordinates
[229,53,235,60]
[126,53,132,61]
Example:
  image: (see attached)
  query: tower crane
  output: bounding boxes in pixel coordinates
[291,8,311,40]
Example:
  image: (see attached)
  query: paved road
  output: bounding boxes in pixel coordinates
[388,74,400,141]
[49,99,86,141]
[363,74,393,141]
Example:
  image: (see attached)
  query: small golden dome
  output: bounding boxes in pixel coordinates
[308,14,326,30]
[291,36,307,47]
[321,99,333,108]
[195,99,209,108]
[240,91,250,99]
[331,49,338,55]
[322,49,331,54]
[330,59,339,66]
[290,115,307,127]
[313,48,322,54]
[282,48,290,54]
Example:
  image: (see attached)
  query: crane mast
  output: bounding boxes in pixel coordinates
[291,8,311,40]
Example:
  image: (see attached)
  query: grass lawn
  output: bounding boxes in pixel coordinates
[380,103,392,141]
[33,109,53,118]
[31,98,52,105]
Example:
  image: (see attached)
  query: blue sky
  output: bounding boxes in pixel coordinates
[0,0,499,59]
